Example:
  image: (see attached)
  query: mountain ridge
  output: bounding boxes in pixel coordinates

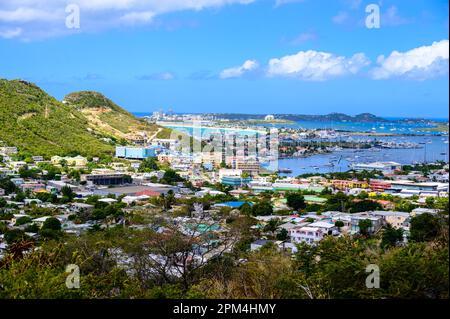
[0,79,167,158]
[0,79,114,157]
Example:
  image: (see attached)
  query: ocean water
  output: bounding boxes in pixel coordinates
[133,113,449,175]
[252,120,445,135]
[162,125,264,137]
[271,135,449,176]
[133,112,447,135]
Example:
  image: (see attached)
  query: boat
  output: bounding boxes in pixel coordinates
[278,168,293,174]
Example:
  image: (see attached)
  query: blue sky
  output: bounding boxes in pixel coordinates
[0,0,448,118]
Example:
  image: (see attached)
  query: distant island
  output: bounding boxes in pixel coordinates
[206,112,447,124]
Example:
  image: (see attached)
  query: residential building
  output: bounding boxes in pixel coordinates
[51,155,88,167]
[236,160,260,176]
[289,225,333,245]
[350,213,384,234]
[371,211,410,229]
[410,208,440,217]
[369,180,392,192]
[331,179,369,190]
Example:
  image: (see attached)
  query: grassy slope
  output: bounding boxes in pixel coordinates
[0,79,113,158]
[64,91,163,138]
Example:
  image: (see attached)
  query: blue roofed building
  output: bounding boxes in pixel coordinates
[214,201,254,208]
[115,146,163,160]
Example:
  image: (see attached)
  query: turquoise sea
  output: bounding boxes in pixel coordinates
[252,119,447,135]
[134,113,449,175]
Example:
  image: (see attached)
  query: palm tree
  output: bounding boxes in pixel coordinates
[264,218,281,238]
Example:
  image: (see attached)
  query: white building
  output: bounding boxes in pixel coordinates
[370,211,410,229]
[351,161,402,173]
[289,222,337,245]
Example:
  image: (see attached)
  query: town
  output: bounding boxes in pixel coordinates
[0,0,449,310]
[1,122,448,298]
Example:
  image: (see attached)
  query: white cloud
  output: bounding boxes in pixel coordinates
[274,0,305,7]
[289,31,317,45]
[382,6,410,26]
[0,0,256,40]
[0,7,61,22]
[220,60,259,79]
[332,11,349,24]
[267,50,370,81]
[0,27,23,39]
[371,40,449,80]
[345,0,362,10]
[119,11,155,25]
[137,72,176,80]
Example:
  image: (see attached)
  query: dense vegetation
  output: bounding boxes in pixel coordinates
[0,181,448,299]
[0,80,171,157]
[0,79,114,157]
[0,221,447,299]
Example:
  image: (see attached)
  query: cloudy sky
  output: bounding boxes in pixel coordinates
[0,0,448,118]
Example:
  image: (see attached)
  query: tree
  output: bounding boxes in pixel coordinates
[334,220,344,231]
[0,178,18,194]
[4,229,27,244]
[357,191,369,199]
[350,200,382,213]
[42,217,62,231]
[263,219,280,237]
[395,200,417,212]
[435,197,449,215]
[276,228,288,241]
[39,217,63,240]
[68,169,81,182]
[425,197,435,208]
[59,159,68,169]
[358,219,372,236]
[15,216,32,226]
[239,203,253,216]
[0,197,7,208]
[0,221,7,234]
[160,191,176,211]
[138,157,159,172]
[286,192,306,212]
[325,192,349,212]
[161,169,184,185]
[251,201,273,216]
[381,224,404,248]
[61,186,75,201]
[409,213,441,242]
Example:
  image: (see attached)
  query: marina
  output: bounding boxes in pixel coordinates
[271,134,449,176]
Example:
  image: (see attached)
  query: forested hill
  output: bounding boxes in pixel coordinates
[0,79,113,158]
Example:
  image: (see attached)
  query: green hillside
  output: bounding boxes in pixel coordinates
[64,91,163,138]
[0,79,114,158]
